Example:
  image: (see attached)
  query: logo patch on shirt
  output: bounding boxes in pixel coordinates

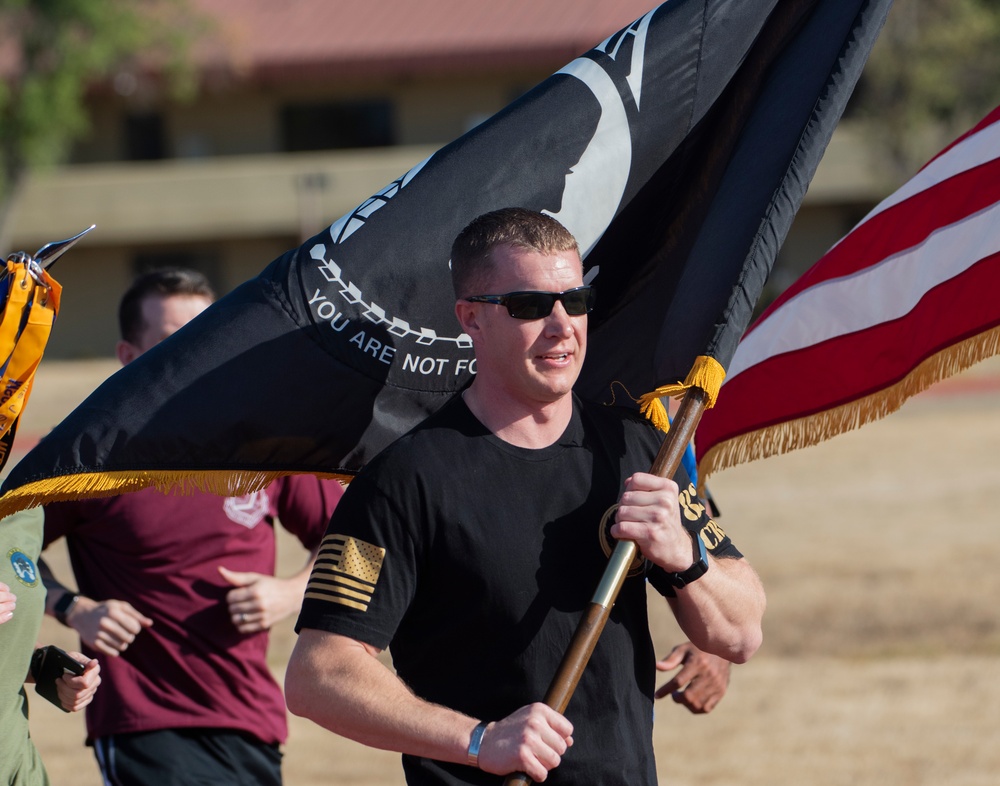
[304,534,385,612]
[699,518,728,549]
[223,491,271,529]
[7,548,39,587]
[678,483,707,521]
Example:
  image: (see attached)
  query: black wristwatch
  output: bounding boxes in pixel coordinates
[53,591,80,626]
[665,530,709,589]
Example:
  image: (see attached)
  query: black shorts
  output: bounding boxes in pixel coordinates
[93,728,282,786]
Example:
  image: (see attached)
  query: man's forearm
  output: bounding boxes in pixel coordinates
[38,557,77,620]
[285,629,479,763]
[667,556,765,663]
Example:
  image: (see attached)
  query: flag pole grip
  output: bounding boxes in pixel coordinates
[503,387,709,786]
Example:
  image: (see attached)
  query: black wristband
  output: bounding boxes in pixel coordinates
[53,591,79,625]
[665,530,709,589]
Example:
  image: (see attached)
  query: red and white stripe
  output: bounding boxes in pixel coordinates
[696,106,1000,481]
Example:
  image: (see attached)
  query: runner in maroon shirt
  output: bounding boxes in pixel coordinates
[40,269,342,785]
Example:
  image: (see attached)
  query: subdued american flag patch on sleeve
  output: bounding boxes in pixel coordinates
[305,534,386,612]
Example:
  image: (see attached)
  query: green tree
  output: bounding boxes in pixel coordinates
[853,0,1000,177]
[0,0,201,253]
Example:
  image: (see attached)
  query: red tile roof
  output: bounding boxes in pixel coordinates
[1,2,661,83]
[195,0,662,80]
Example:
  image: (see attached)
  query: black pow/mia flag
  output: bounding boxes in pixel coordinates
[0,0,892,513]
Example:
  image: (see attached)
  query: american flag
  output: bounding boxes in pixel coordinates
[305,533,385,612]
[696,105,1000,486]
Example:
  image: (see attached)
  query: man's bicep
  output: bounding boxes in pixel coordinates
[711,552,762,587]
[286,629,382,715]
[297,627,382,662]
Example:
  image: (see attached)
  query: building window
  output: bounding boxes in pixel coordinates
[124,112,167,160]
[281,100,394,151]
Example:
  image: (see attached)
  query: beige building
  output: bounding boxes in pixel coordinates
[5,0,892,358]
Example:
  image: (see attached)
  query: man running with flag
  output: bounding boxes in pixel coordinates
[287,209,765,785]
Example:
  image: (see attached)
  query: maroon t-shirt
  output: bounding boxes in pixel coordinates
[43,476,342,745]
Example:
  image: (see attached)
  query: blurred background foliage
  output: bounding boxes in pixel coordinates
[1,0,999,247]
[0,0,204,245]
[851,0,1000,176]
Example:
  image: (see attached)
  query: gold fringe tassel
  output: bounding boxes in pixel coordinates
[0,469,353,519]
[637,355,726,432]
[696,326,1000,495]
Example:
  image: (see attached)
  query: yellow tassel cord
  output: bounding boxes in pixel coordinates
[696,325,1000,495]
[0,469,353,519]
[637,355,727,432]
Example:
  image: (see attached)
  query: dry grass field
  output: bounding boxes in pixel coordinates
[15,357,1000,785]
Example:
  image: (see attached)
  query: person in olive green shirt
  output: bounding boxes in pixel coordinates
[1,507,101,785]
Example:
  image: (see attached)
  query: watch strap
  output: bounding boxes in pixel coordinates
[53,591,79,625]
[666,530,709,589]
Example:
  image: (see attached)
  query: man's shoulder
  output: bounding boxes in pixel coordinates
[573,395,664,467]
[576,395,660,434]
[372,396,470,457]
[343,396,483,499]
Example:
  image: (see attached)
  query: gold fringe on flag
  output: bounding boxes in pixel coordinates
[696,326,1000,495]
[637,355,726,432]
[0,469,353,519]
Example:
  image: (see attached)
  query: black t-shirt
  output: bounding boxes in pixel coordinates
[298,394,741,785]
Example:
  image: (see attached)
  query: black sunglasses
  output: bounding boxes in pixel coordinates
[465,285,596,320]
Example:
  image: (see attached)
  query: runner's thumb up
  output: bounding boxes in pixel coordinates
[218,565,255,587]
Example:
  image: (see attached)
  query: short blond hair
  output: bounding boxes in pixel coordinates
[450,208,579,297]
